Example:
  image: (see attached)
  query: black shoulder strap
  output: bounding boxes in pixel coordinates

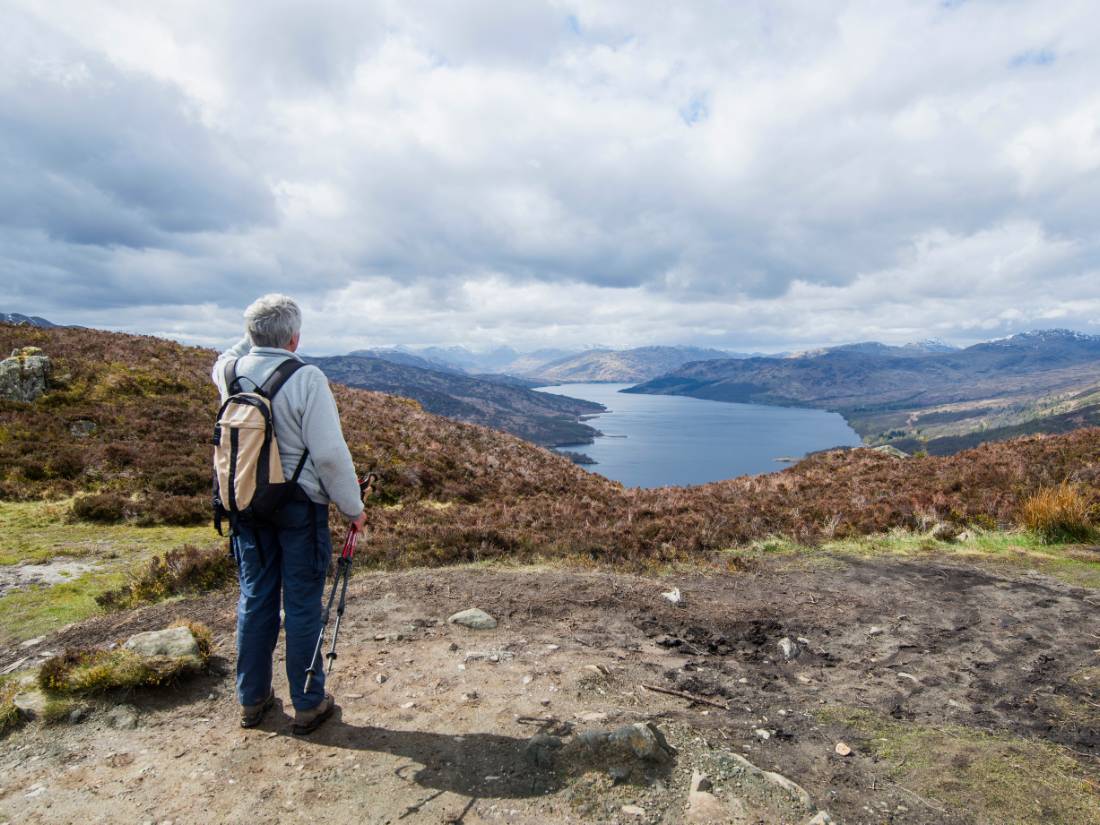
[260,358,307,400]
[224,359,240,395]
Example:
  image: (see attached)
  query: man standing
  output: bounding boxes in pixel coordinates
[213,294,367,734]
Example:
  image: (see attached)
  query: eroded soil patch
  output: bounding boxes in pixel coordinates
[1,554,1098,824]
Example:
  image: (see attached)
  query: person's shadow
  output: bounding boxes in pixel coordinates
[304,707,566,811]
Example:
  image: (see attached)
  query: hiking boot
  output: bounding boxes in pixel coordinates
[240,690,275,728]
[292,693,336,735]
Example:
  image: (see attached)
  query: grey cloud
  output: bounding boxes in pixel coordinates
[3,0,1100,351]
[0,9,274,249]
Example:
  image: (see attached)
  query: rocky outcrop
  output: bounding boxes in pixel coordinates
[0,347,50,402]
[122,626,203,663]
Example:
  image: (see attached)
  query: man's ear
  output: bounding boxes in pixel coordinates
[287,332,301,352]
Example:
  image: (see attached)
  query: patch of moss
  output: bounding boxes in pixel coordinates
[817,706,1100,825]
[0,676,23,737]
[39,626,209,696]
[41,696,87,726]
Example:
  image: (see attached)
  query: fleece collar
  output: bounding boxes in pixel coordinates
[249,346,304,362]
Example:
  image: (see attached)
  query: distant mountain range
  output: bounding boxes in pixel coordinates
[363,343,751,383]
[627,330,1100,454]
[788,339,959,359]
[306,353,603,447]
[1,313,57,328]
[515,346,738,384]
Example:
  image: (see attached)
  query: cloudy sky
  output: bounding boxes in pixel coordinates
[2,1,1099,354]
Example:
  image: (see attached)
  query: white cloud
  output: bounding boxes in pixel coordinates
[2,0,1099,352]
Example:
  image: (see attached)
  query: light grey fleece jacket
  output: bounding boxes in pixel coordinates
[212,337,364,520]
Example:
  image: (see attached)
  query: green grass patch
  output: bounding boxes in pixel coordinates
[727,528,1100,589]
[0,499,212,566]
[0,500,221,646]
[0,567,129,647]
[818,706,1100,825]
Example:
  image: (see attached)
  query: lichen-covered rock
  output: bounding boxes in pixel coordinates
[123,626,201,663]
[447,608,498,630]
[0,347,51,402]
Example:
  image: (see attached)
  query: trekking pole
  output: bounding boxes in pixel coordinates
[304,472,377,693]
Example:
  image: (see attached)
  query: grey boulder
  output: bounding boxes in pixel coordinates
[447,608,498,630]
[0,347,50,403]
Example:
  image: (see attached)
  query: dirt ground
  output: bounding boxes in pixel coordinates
[2,552,1099,825]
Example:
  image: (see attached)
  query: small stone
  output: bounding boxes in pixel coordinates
[68,706,89,724]
[399,701,416,710]
[18,636,45,648]
[777,637,801,661]
[834,741,852,757]
[621,805,645,817]
[577,711,609,723]
[661,588,682,604]
[755,728,771,740]
[867,626,884,636]
[804,813,834,825]
[106,705,140,729]
[608,722,676,763]
[375,674,387,684]
[448,642,459,652]
[447,608,497,630]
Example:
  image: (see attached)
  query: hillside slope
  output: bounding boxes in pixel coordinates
[628,330,1100,454]
[307,353,602,447]
[2,323,1099,568]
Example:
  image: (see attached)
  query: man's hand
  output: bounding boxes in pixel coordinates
[351,510,368,532]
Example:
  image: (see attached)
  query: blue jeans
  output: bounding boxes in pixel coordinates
[231,497,331,711]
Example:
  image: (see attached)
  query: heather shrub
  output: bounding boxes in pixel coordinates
[1019,482,1095,543]
[46,449,85,480]
[151,469,208,496]
[140,495,208,526]
[71,493,127,523]
[96,544,234,609]
[103,443,138,467]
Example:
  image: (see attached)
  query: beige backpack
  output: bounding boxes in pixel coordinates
[212,358,308,533]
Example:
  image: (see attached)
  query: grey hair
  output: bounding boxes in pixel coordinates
[244,294,302,348]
